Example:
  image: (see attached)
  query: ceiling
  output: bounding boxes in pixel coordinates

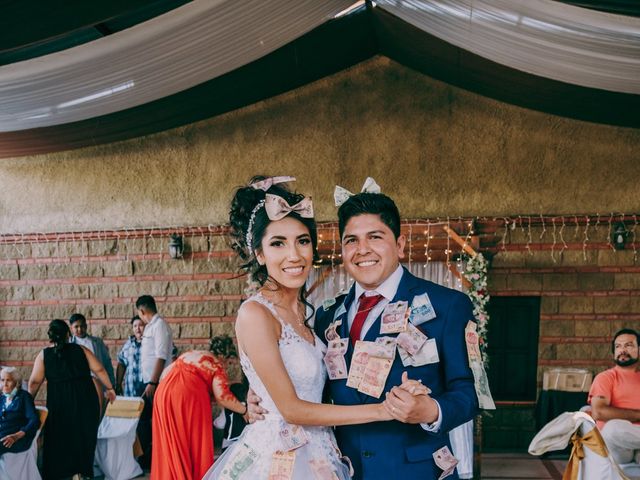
[0,0,638,158]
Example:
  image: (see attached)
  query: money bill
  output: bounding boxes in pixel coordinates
[398,338,439,367]
[218,442,259,480]
[470,361,496,410]
[279,422,309,451]
[324,339,349,380]
[309,458,340,480]
[433,446,459,480]
[346,341,370,388]
[357,356,393,398]
[380,300,409,334]
[465,321,482,363]
[464,321,496,410]
[409,292,437,325]
[396,322,428,355]
[268,450,296,480]
[324,320,341,342]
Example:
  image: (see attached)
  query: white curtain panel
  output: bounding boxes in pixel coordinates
[0,0,354,132]
[375,0,640,94]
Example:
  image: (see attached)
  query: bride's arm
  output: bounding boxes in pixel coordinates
[236,302,390,427]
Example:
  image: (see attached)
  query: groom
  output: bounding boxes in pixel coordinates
[251,190,478,479]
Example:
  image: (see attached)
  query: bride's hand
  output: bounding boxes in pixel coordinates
[246,388,268,424]
[397,371,431,396]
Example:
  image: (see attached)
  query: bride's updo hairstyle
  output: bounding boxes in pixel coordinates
[229,175,319,287]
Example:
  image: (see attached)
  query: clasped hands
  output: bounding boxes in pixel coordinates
[246,371,437,425]
[383,371,438,424]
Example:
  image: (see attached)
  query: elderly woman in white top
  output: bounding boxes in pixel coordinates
[0,367,39,455]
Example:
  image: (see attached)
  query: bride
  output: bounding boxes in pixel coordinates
[204,177,401,479]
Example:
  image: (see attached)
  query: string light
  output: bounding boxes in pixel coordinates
[583,216,590,261]
[607,213,615,251]
[526,216,533,256]
[550,217,557,263]
[407,223,413,266]
[559,216,568,257]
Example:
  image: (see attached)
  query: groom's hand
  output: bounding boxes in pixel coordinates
[246,388,268,423]
[383,372,438,424]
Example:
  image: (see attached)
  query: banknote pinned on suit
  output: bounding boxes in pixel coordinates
[433,445,459,480]
[465,321,496,410]
[345,340,395,397]
[324,338,349,380]
[380,300,409,334]
[409,292,437,326]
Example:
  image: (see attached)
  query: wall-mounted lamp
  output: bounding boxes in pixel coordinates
[612,223,628,250]
[168,234,184,259]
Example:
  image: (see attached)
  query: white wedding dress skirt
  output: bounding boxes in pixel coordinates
[203,294,351,479]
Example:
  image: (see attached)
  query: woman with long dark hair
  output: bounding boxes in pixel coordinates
[203,177,400,479]
[28,319,116,480]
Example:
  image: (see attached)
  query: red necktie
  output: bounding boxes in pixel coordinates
[350,293,384,345]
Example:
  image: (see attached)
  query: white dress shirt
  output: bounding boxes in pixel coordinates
[140,313,173,383]
[348,264,442,432]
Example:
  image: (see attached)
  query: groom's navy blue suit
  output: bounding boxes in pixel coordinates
[314,267,478,480]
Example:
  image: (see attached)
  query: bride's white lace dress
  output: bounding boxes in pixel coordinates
[203,293,351,479]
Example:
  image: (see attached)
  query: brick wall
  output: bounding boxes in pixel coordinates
[481,218,639,450]
[0,228,245,398]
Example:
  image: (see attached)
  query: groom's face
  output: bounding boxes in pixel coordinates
[341,213,405,291]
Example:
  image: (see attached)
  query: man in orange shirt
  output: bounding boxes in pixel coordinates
[588,328,640,464]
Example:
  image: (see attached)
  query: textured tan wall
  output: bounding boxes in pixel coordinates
[1,56,639,234]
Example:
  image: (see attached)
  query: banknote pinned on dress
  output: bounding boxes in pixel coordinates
[465,321,496,410]
[433,446,459,480]
[324,338,349,380]
[309,458,340,480]
[396,322,428,356]
[397,338,439,367]
[268,450,296,480]
[409,292,437,326]
[324,319,342,342]
[218,442,259,480]
[380,300,409,334]
[279,422,310,451]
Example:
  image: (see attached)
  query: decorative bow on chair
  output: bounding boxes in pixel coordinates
[250,176,296,191]
[264,194,314,220]
[334,177,381,206]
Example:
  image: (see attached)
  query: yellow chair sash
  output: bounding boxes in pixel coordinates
[563,428,629,480]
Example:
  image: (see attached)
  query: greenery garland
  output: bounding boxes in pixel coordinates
[464,253,490,363]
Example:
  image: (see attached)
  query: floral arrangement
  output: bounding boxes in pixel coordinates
[464,253,490,363]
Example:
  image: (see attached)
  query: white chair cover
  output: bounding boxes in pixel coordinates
[529,411,629,480]
[94,398,143,480]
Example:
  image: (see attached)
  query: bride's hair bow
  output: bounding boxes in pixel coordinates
[333,177,381,207]
[245,194,314,254]
[264,194,314,221]
[250,176,296,191]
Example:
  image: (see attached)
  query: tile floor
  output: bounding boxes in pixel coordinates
[133,452,567,479]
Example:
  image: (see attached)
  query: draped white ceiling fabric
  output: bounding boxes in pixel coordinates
[0,0,354,132]
[375,0,640,94]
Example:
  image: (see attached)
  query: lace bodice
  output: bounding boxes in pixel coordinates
[239,293,327,417]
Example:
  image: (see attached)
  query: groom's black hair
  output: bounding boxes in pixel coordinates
[337,192,402,239]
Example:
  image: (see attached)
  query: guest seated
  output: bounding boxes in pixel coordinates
[588,328,640,465]
[0,367,39,456]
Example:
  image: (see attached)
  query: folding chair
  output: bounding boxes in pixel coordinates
[0,406,48,480]
[94,396,144,480]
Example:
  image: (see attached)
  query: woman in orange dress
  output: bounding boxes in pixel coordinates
[151,349,247,480]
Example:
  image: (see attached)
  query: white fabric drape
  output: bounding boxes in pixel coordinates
[375,0,640,94]
[0,0,354,132]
